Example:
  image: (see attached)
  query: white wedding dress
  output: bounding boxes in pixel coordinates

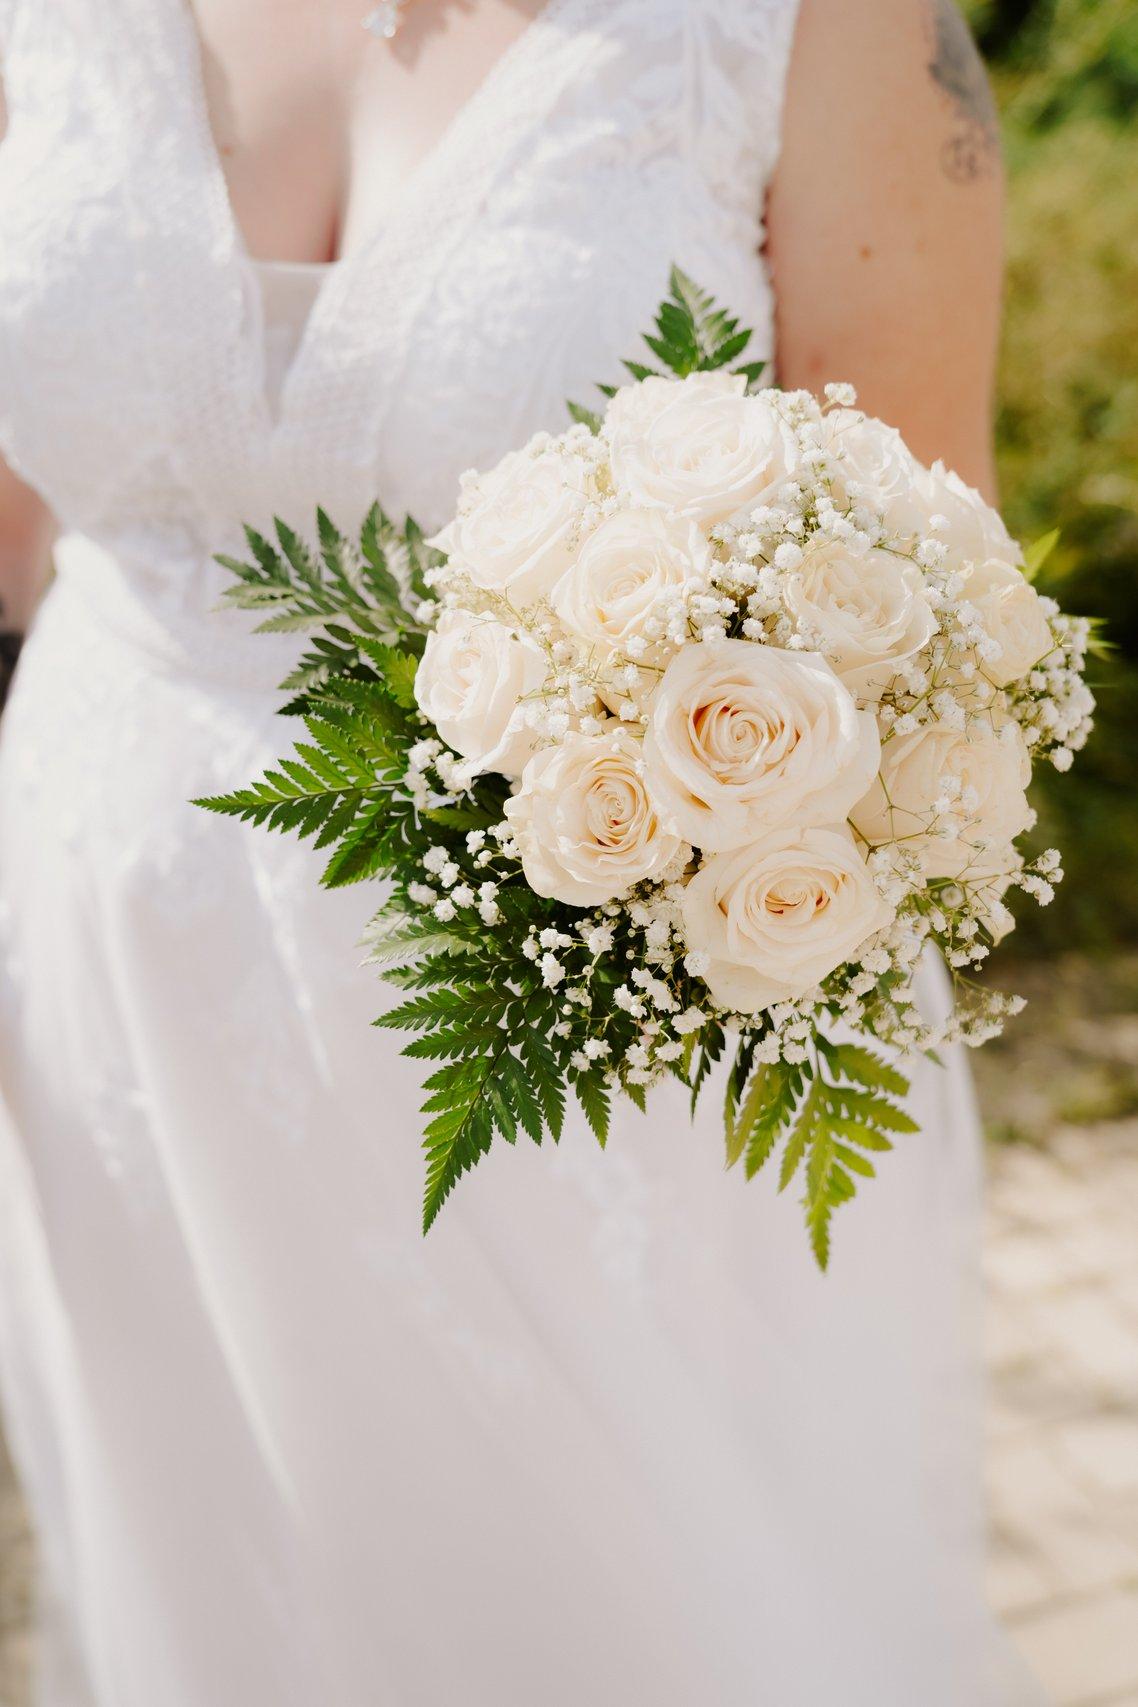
[0,2,1041,1702]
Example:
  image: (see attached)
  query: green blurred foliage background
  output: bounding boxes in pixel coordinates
[964,0,1138,959]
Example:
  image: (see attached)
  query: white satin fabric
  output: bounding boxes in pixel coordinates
[0,1,1041,1701]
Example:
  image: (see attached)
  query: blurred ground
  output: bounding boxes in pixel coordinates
[977,955,1138,1704]
[0,1434,31,1707]
[0,955,1134,1705]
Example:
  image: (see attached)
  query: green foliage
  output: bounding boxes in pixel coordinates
[215,505,435,706]
[194,694,417,888]
[724,1036,916,1269]
[624,266,766,389]
[375,981,563,1230]
[572,267,766,422]
[196,501,627,1234]
[195,283,922,1265]
[1021,528,1061,583]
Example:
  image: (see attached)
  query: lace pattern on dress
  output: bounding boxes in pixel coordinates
[0,0,802,645]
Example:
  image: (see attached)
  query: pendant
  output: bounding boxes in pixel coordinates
[362,1,408,39]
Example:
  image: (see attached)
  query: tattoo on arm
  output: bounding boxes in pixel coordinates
[924,0,1000,184]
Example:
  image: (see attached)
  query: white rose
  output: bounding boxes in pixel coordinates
[551,507,711,663]
[850,721,1033,878]
[962,558,1054,686]
[818,409,920,513]
[605,372,796,526]
[433,443,591,608]
[887,459,1021,565]
[642,639,880,852]
[504,727,686,907]
[682,825,893,1014]
[415,611,547,781]
[782,540,938,700]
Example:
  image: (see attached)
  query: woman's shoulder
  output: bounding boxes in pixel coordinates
[685,0,806,152]
[778,0,1000,188]
[695,0,803,65]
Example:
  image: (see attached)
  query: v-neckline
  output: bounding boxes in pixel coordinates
[170,0,578,438]
[176,0,569,275]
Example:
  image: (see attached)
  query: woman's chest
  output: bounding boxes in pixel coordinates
[186,0,553,268]
[0,0,785,538]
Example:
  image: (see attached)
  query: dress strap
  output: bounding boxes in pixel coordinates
[680,0,804,255]
[702,0,803,179]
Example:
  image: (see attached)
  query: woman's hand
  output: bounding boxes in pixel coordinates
[0,75,55,702]
[767,0,1004,500]
[0,458,54,635]
[0,458,53,707]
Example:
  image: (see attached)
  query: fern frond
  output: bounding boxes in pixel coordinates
[214,507,430,651]
[572,1072,611,1148]
[420,1034,517,1232]
[688,1021,726,1116]
[520,1030,567,1142]
[619,267,766,388]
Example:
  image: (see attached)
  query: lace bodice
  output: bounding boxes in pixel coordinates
[0,0,800,679]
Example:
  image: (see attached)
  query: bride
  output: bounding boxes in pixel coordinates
[0,0,1042,1701]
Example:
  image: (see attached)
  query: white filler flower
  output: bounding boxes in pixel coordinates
[682,824,892,1013]
[643,639,880,851]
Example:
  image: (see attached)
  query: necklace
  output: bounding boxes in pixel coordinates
[362,1,412,38]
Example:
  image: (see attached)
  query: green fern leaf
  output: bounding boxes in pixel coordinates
[520,1030,567,1141]
[778,1078,821,1193]
[573,1072,611,1148]
[500,1053,545,1144]
[819,1037,909,1099]
[688,1021,726,1116]
[420,1035,515,1232]
[567,400,603,433]
[739,1060,803,1180]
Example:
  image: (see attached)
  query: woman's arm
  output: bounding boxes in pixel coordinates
[0,457,53,630]
[767,0,1004,499]
[0,74,55,656]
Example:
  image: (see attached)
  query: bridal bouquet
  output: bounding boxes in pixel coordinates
[198,273,1094,1264]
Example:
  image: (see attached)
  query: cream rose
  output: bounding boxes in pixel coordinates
[850,721,1033,878]
[642,639,880,852]
[682,825,893,1013]
[550,507,711,664]
[818,408,920,514]
[782,540,938,700]
[605,372,796,527]
[504,727,685,907]
[414,611,547,782]
[962,558,1054,686]
[432,443,591,608]
[887,459,1021,566]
